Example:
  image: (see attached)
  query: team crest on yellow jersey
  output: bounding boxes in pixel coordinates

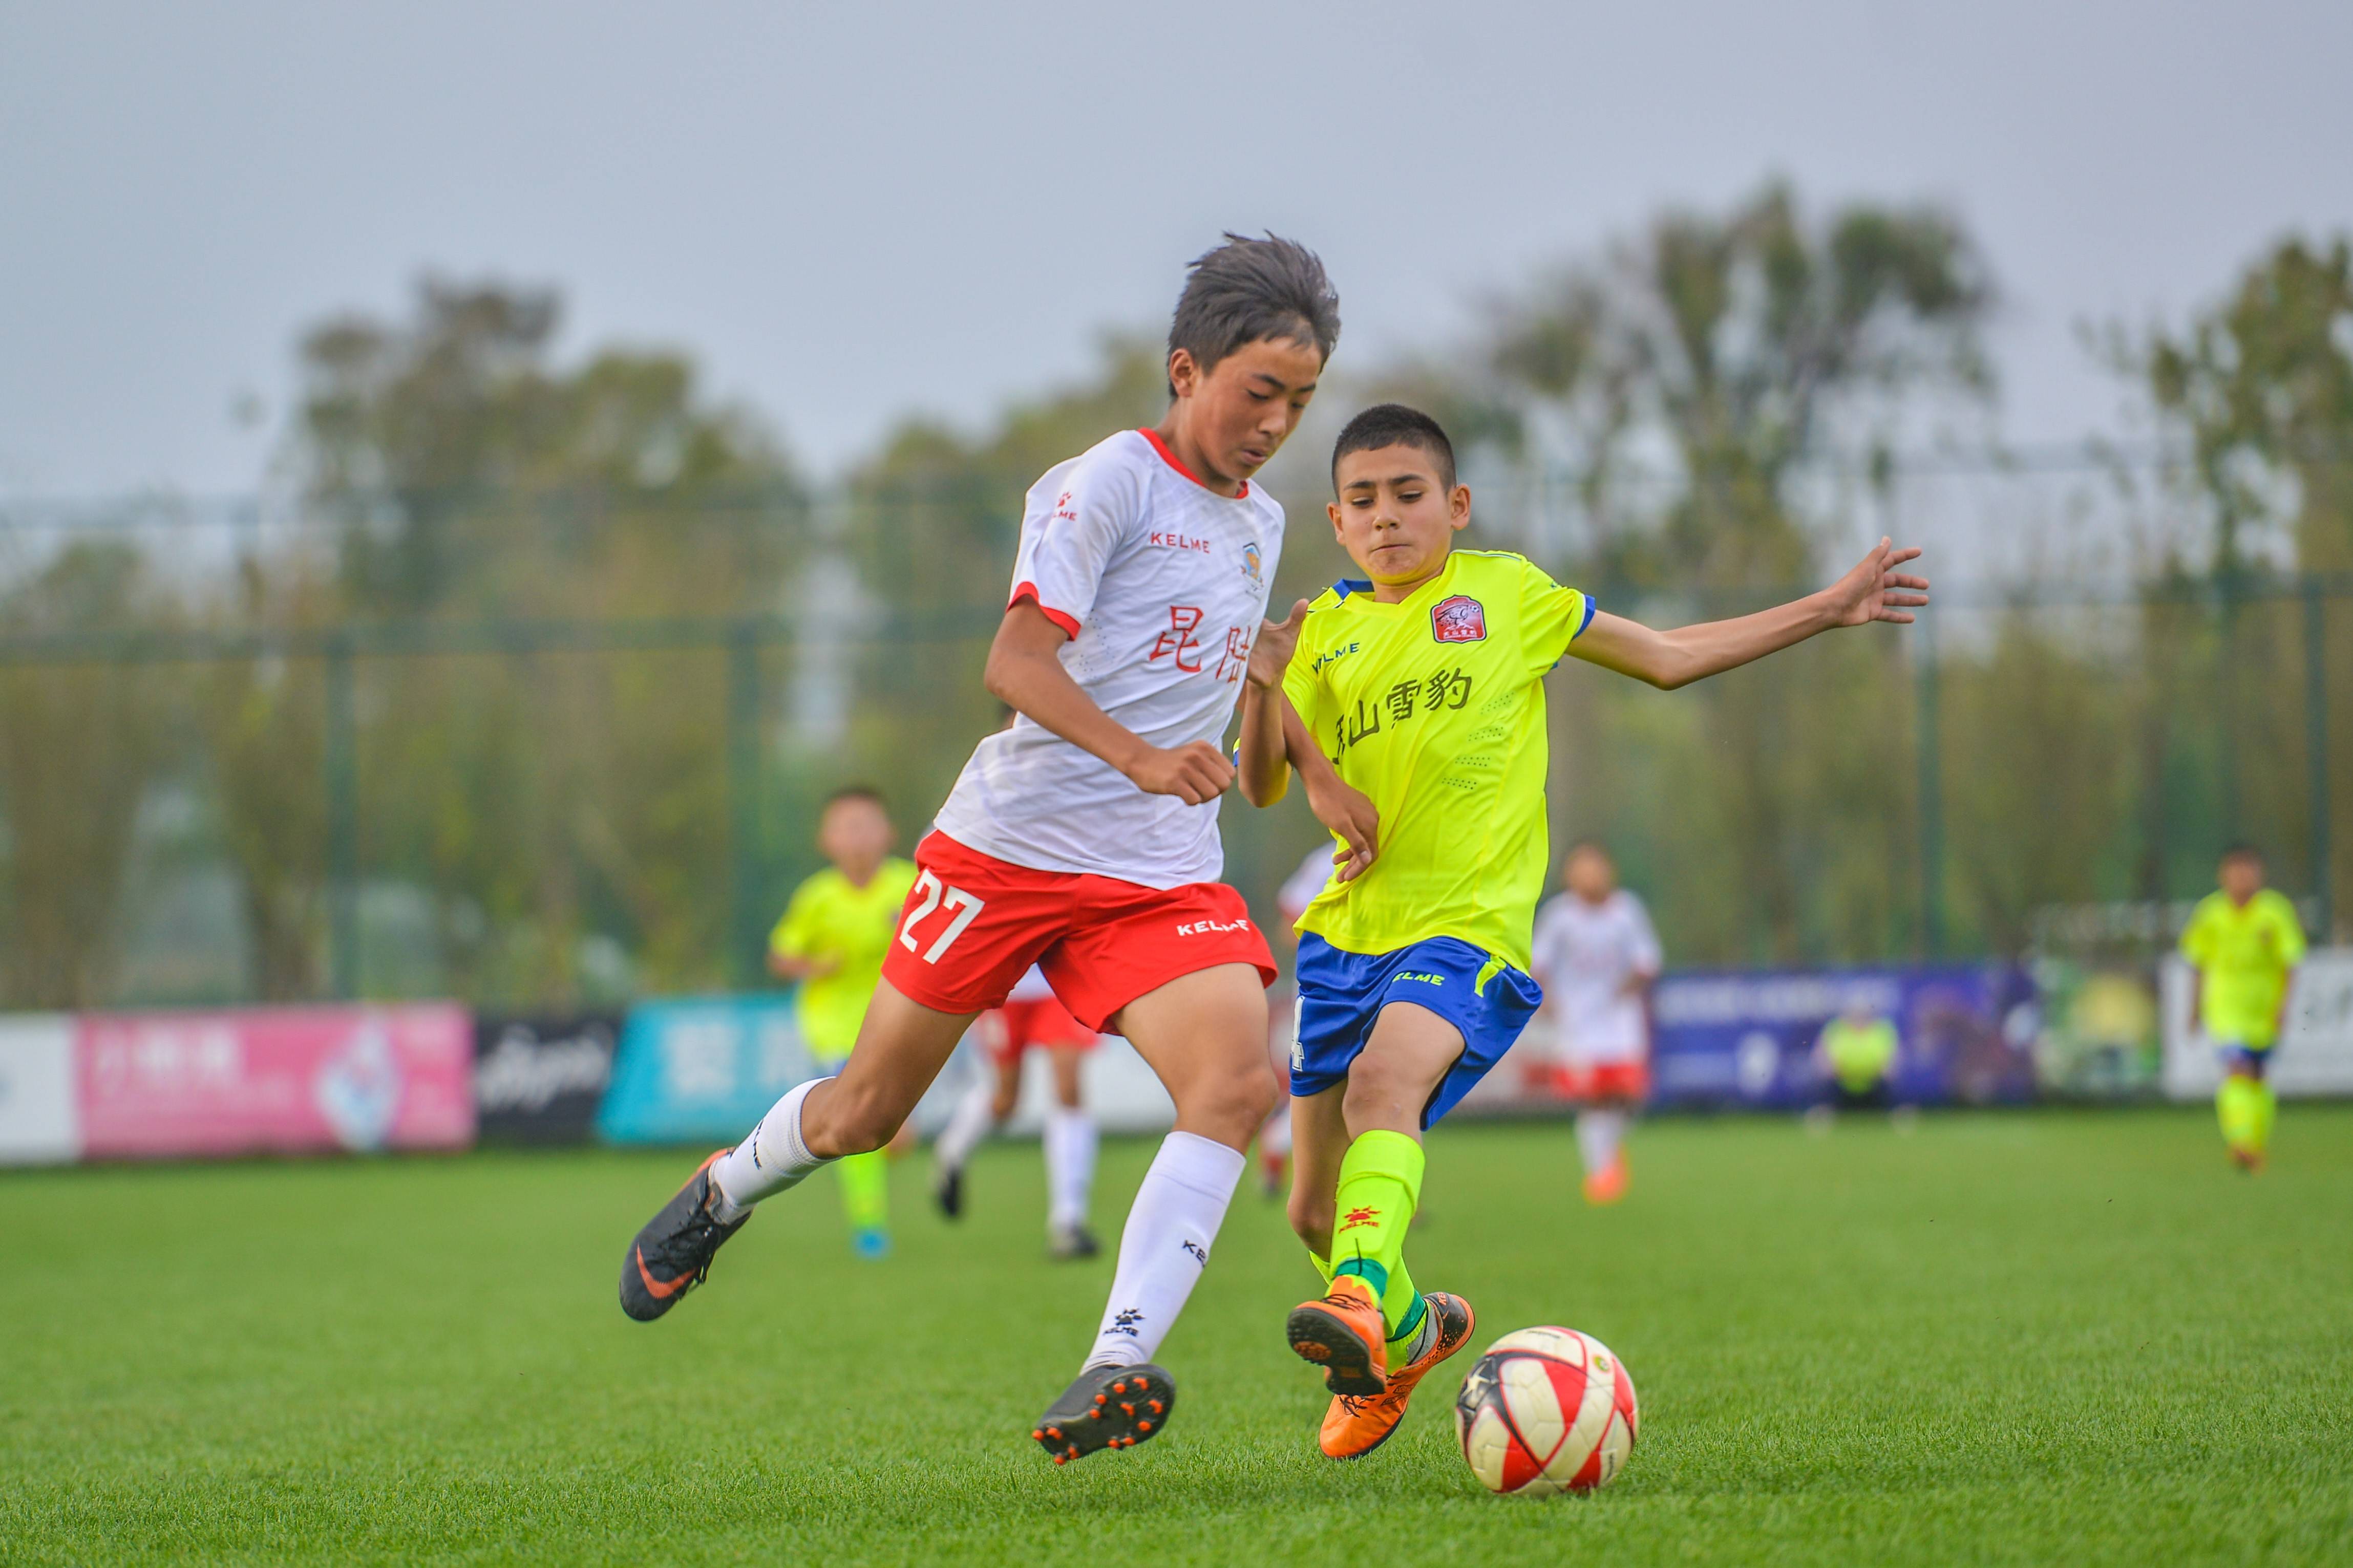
[1431,594,1486,642]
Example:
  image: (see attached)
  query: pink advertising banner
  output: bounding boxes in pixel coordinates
[77,1004,475,1159]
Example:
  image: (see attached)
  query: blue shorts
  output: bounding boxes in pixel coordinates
[1290,934,1544,1129]
[2216,1042,2274,1079]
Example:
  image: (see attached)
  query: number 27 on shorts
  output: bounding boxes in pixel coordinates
[898,870,985,963]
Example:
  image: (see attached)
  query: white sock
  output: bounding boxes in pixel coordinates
[710,1078,831,1217]
[1085,1131,1244,1371]
[1044,1107,1098,1232]
[1576,1108,1626,1176]
[936,1075,997,1173]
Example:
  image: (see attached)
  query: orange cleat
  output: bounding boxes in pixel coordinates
[1286,1275,1388,1398]
[1583,1155,1628,1206]
[1319,1292,1474,1459]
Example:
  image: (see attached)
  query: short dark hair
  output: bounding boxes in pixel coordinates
[2220,841,2264,863]
[822,785,887,813]
[1331,403,1457,491]
[1167,233,1340,394]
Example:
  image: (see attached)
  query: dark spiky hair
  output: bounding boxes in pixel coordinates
[1167,233,1340,394]
[1330,403,1457,491]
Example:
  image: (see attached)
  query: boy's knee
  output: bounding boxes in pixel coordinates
[1180,1060,1280,1140]
[814,1082,899,1156]
[1287,1189,1333,1255]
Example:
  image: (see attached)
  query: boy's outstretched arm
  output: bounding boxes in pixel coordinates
[986,603,1233,805]
[1569,538,1928,690]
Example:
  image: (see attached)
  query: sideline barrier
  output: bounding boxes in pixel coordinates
[75,1004,473,1160]
[1457,963,2038,1114]
[473,1012,620,1144]
[2161,948,2353,1099]
[597,996,813,1146]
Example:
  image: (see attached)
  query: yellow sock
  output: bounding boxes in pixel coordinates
[1328,1130,1425,1338]
[836,1149,888,1233]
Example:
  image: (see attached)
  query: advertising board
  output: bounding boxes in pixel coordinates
[473,1013,620,1144]
[76,1004,475,1159]
[2161,949,2353,1099]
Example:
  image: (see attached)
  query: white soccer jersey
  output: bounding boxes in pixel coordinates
[1529,889,1661,1064]
[933,428,1285,889]
[1278,844,1332,926]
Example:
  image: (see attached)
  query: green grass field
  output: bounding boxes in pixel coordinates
[5,1107,2348,1565]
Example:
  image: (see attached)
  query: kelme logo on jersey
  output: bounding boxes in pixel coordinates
[1431,594,1487,643]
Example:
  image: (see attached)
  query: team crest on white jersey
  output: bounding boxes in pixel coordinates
[1431,594,1487,643]
[1240,541,1264,587]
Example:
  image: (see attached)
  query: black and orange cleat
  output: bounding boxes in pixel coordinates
[1030,1363,1176,1466]
[1286,1274,1388,1398]
[618,1148,749,1322]
[1319,1291,1474,1459]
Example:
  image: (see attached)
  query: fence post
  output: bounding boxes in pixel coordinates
[2305,576,2334,938]
[1916,603,1944,959]
[2218,570,2240,837]
[324,633,359,1000]
[726,622,764,990]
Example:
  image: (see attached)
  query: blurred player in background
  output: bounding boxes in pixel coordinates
[1530,841,1661,1205]
[1814,1003,1899,1108]
[1241,402,1927,1460]
[931,963,1102,1259]
[621,233,1372,1467]
[2180,843,2306,1172]
[765,787,920,1258]
[1257,844,1336,1197]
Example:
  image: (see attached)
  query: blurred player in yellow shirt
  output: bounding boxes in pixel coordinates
[2179,843,2307,1172]
[1237,403,1929,1458]
[770,787,920,1255]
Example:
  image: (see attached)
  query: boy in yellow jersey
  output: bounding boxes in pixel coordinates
[769,786,921,1256]
[1237,404,1929,1458]
[2180,843,2307,1171]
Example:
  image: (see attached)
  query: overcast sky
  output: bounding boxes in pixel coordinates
[5,0,2351,498]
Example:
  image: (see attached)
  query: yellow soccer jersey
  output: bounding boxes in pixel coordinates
[1281,549,1593,969]
[771,858,920,1059]
[2179,888,2306,1047]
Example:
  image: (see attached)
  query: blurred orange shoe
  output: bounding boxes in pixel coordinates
[1319,1292,1474,1459]
[1583,1155,1628,1205]
[1286,1275,1387,1397]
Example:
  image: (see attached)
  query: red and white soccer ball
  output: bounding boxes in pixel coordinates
[1453,1326,1639,1496]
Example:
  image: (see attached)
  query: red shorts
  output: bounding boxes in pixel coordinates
[983,997,1097,1067]
[1550,1061,1650,1102]
[881,832,1277,1033]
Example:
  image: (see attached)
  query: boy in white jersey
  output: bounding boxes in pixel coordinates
[617,233,1371,1466]
[1530,841,1661,1203]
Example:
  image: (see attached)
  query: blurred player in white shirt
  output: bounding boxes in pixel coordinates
[1528,841,1661,1204]
[932,963,1103,1258]
[1256,844,1336,1195]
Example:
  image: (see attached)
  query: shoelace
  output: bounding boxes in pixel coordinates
[655,1191,731,1282]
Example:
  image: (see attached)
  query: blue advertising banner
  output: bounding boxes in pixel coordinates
[1649,964,2038,1109]
[596,996,817,1145]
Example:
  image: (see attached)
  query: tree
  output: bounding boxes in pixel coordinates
[0,544,178,1006]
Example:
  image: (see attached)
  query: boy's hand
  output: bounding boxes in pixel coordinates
[1123,740,1236,806]
[1824,537,1930,627]
[1302,769,1380,882]
[1247,599,1312,690]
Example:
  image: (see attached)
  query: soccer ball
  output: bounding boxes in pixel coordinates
[1453,1326,1639,1495]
